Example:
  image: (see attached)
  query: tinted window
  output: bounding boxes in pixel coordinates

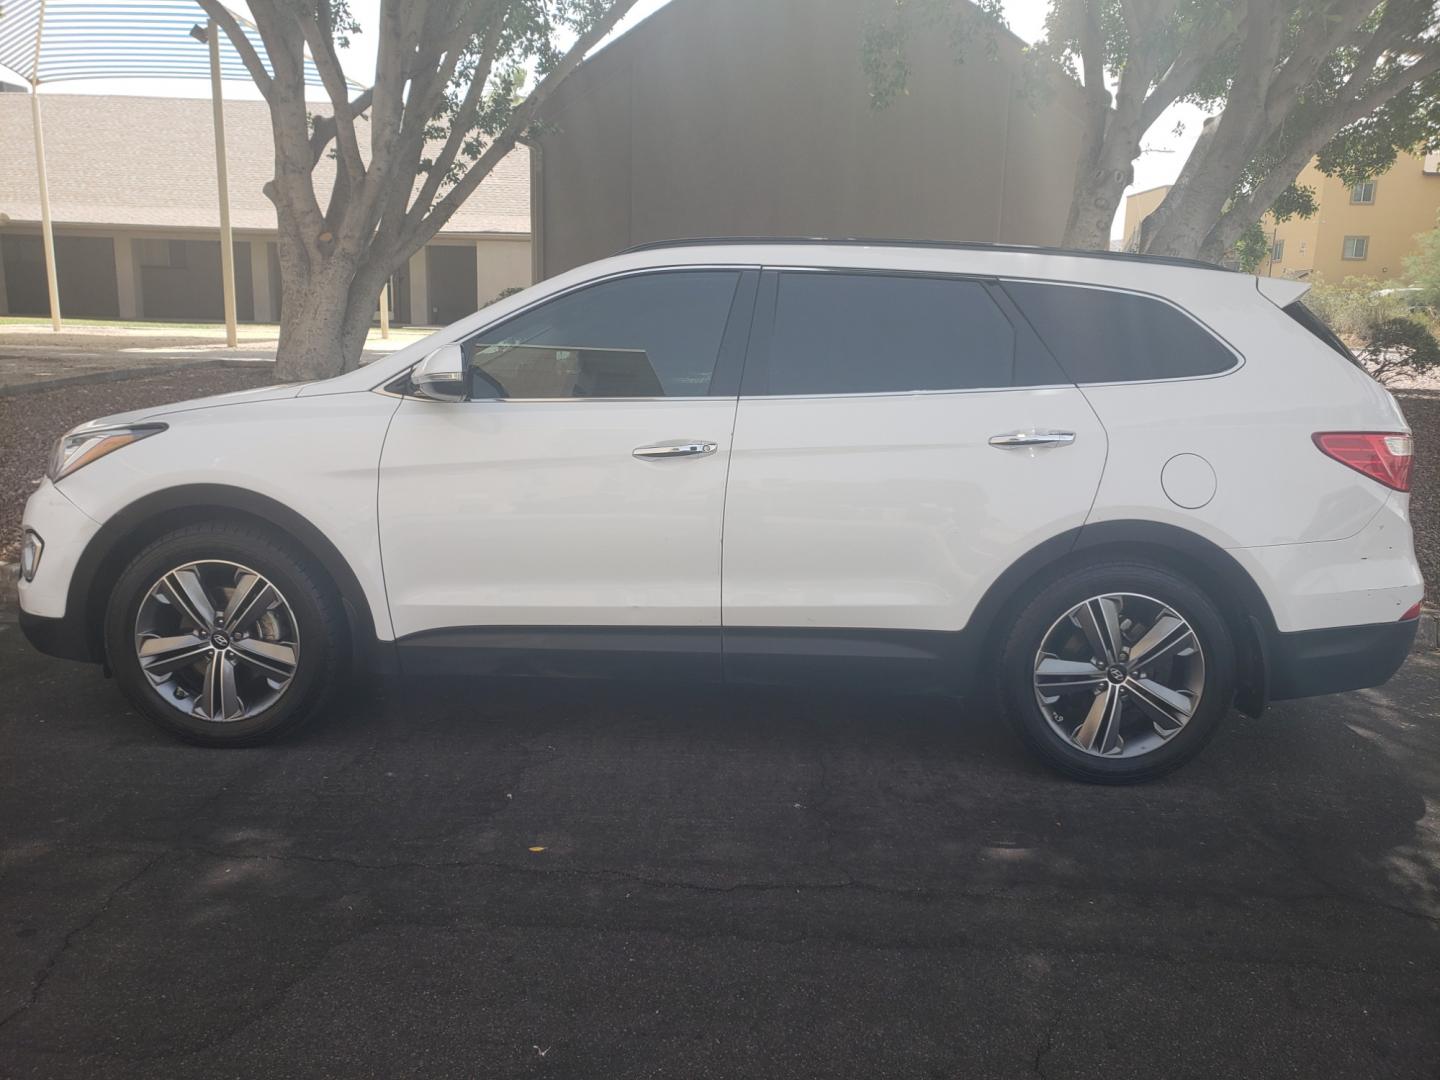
[466,271,741,398]
[1285,301,1358,363]
[1003,282,1236,383]
[756,272,1016,395]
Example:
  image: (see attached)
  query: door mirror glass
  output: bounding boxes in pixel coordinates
[411,344,467,402]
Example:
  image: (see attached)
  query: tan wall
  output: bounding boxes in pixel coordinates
[533,0,1087,278]
[476,238,533,307]
[1120,186,1170,250]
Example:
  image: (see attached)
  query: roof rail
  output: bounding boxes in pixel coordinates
[622,236,1231,273]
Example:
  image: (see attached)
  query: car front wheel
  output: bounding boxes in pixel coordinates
[104,521,346,746]
[998,560,1236,783]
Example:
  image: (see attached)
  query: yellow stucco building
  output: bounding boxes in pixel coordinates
[1121,151,1440,281]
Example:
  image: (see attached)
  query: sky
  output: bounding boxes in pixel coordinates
[28,0,1207,239]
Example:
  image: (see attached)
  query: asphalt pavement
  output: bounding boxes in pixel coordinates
[1,619,1438,1079]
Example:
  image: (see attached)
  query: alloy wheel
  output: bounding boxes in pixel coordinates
[1032,592,1205,759]
[133,560,300,722]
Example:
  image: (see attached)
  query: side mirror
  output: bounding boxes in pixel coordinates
[411,344,466,402]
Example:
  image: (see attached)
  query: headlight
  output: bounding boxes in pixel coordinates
[48,423,166,483]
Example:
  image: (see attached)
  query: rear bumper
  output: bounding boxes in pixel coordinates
[1268,617,1418,701]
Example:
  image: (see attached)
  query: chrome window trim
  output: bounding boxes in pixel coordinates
[372,260,1248,400]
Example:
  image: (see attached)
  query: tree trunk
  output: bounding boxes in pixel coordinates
[274,259,359,381]
[1063,160,1134,251]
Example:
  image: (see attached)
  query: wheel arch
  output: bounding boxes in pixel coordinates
[68,484,385,668]
[970,519,1277,717]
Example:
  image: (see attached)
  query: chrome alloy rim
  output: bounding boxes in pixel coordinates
[133,561,300,723]
[1033,593,1205,759]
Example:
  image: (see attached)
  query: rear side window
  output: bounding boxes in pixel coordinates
[1002,281,1237,384]
[753,272,1017,395]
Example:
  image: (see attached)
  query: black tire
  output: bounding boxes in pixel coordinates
[104,520,347,747]
[997,559,1236,784]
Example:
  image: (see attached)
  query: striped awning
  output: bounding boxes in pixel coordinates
[0,0,332,87]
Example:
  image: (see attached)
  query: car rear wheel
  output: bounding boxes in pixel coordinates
[104,521,346,746]
[997,560,1236,783]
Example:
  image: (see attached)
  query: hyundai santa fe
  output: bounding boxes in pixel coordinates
[18,239,1424,782]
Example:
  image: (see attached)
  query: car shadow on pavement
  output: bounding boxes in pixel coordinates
[2,636,1438,1079]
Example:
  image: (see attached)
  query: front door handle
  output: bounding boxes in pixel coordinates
[989,430,1077,450]
[633,441,719,460]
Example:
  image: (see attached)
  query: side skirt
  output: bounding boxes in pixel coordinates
[394,626,977,692]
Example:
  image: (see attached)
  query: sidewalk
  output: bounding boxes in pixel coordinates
[0,320,432,394]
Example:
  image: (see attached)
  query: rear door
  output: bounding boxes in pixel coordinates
[720,269,1107,658]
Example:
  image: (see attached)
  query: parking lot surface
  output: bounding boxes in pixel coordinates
[1,623,1438,1079]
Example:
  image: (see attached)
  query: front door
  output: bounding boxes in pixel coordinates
[721,269,1107,667]
[379,269,758,668]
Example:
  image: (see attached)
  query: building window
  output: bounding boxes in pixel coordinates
[1342,236,1369,260]
[1350,181,1376,204]
[1271,238,1285,263]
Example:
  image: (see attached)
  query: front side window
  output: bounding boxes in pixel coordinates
[465,271,742,399]
[753,272,1017,396]
[1350,181,1376,204]
[1002,281,1237,384]
[1343,235,1369,260]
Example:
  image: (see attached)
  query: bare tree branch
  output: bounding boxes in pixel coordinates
[402,0,643,252]
[309,87,375,166]
[196,0,273,99]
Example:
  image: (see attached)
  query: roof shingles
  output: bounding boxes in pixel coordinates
[0,93,530,235]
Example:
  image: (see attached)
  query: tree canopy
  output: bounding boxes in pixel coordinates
[202,0,640,379]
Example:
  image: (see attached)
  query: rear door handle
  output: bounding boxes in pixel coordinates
[633,441,719,460]
[989,430,1077,449]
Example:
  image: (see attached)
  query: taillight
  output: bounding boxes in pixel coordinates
[1313,432,1413,492]
[1400,600,1423,621]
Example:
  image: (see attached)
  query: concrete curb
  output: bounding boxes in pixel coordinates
[0,358,277,397]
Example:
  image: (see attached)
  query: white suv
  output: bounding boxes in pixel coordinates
[18,240,1424,782]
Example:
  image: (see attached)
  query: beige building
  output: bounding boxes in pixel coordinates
[1122,151,1440,280]
[1262,152,1440,281]
[0,93,532,325]
[1119,185,1171,252]
[531,0,1089,279]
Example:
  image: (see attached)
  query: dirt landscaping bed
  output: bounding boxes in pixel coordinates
[1398,391,1439,600]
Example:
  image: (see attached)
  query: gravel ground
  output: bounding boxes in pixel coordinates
[1398,391,1439,599]
[0,367,284,561]
[3,371,1437,600]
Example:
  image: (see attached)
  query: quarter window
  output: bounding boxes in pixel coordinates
[753,272,1018,396]
[1002,281,1236,384]
[465,271,742,399]
[1342,236,1369,260]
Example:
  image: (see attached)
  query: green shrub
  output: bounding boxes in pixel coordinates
[1353,317,1440,385]
[1303,276,1409,338]
[1404,214,1440,312]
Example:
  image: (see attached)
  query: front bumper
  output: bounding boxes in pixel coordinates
[18,607,94,662]
[18,479,102,664]
[18,478,99,620]
[1268,617,1419,701]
